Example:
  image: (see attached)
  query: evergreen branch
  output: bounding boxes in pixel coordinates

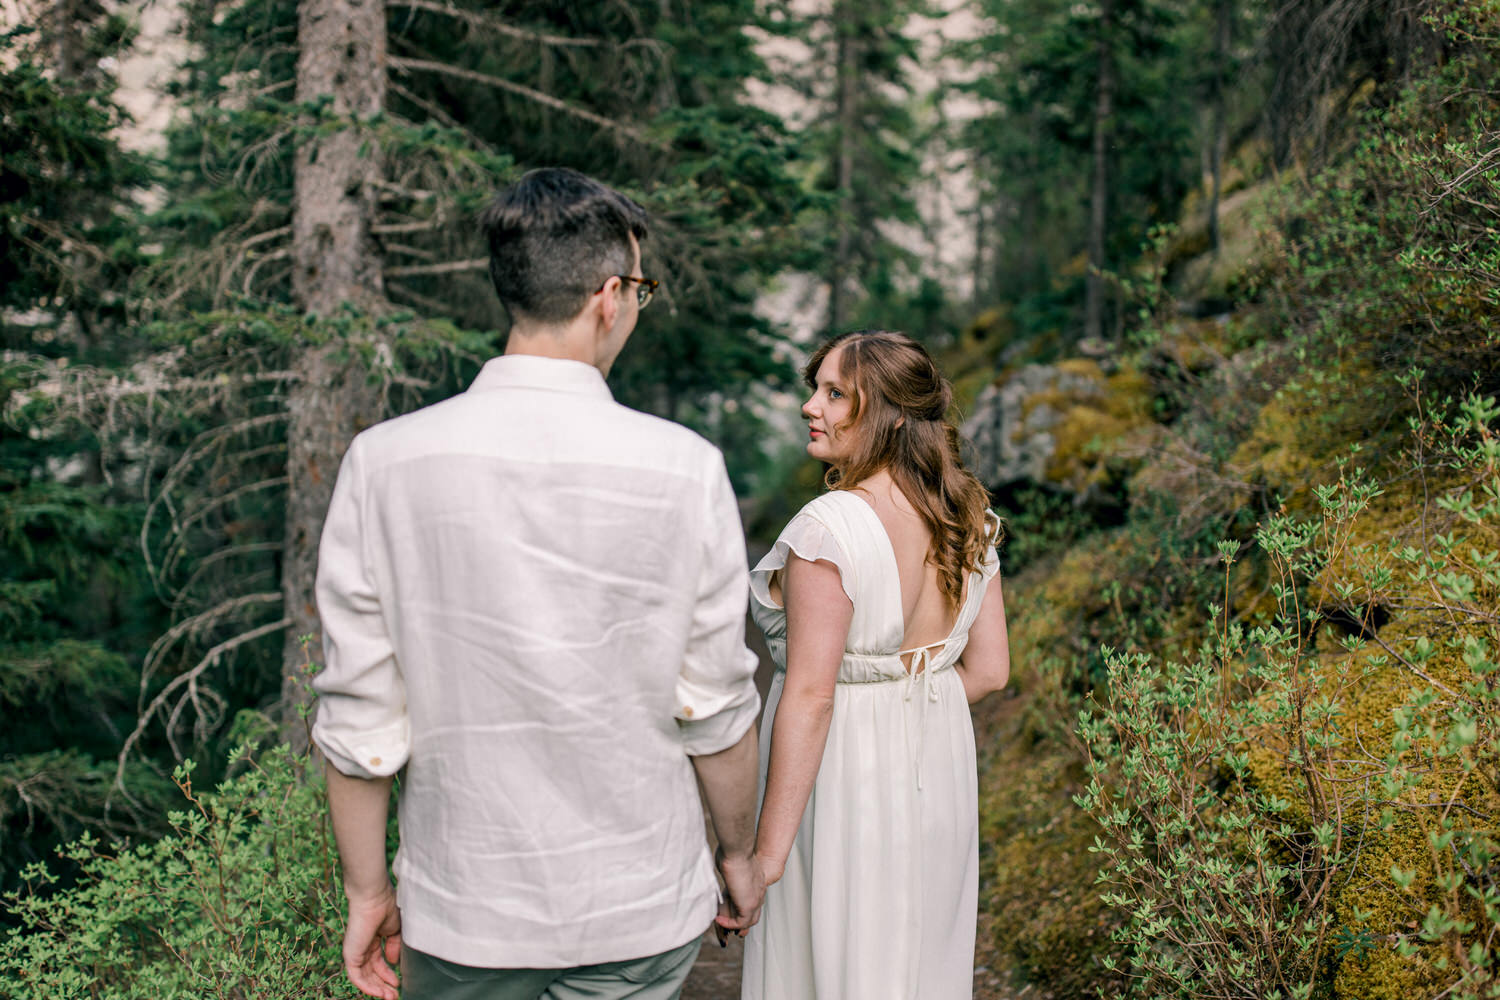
[386,257,488,276]
[386,0,605,48]
[388,56,668,150]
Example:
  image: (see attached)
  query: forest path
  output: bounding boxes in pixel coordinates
[679,925,1037,999]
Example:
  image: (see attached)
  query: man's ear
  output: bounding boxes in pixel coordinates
[596,276,621,333]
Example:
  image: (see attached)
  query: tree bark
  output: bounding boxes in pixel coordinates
[829,2,858,334]
[1084,0,1115,345]
[283,0,387,740]
[1208,0,1231,255]
[49,0,96,83]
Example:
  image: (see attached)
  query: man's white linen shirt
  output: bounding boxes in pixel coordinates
[311,355,760,969]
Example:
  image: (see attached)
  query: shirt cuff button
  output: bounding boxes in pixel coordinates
[682,706,694,718]
[369,756,382,767]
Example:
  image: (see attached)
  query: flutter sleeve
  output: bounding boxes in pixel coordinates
[749,504,857,610]
[979,509,1003,584]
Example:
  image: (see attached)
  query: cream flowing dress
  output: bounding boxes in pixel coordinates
[741,489,1001,1000]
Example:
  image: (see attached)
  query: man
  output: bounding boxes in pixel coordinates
[312,167,765,1000]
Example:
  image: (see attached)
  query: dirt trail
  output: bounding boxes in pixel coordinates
[678,926,1038,999]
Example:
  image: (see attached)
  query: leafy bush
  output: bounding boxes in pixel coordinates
[0,745,357,999]
[1076,392,1500,999]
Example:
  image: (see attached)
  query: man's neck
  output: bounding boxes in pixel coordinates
[504,322,604,373]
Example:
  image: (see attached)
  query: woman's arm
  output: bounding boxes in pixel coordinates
[752,554,852,885]
[956,577,1010,704]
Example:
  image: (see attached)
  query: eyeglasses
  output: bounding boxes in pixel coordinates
[617,275,659,309]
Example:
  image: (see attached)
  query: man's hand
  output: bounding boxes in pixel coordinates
[712,848,766,943]
[343,885,402,1000]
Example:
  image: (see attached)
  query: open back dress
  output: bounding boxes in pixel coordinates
[741,489,1001,1000]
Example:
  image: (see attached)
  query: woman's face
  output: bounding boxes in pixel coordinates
[803,346,856,465]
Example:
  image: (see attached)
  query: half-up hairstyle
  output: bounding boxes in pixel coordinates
[805,330,997,611]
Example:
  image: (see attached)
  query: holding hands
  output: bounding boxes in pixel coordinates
[713,848,768,944]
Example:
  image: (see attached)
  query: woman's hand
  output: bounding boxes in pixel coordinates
[756,849,787,888]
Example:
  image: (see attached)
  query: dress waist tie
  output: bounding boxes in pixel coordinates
[900,639,947,791]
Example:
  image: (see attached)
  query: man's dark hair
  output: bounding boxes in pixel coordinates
[479,168,649,325]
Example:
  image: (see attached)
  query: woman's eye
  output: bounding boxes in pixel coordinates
[828,388,843,400]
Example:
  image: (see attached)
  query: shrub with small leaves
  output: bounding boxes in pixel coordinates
[1076,390,1500,1000]
[0,744,358,999]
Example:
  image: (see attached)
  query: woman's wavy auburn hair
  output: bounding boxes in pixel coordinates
[806,330,997,611]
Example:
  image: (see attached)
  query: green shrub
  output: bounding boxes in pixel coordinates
[1076,392,1500,1000]
[0,745,356,999]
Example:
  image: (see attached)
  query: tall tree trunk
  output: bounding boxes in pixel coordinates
[282,0,387,740]
[49,0,94,83]
[1084,0,1115,344]
[1208,0,1231,255]
[971,183,987,309]
[829,3,858,333]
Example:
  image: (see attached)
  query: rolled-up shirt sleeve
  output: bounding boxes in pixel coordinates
[676,452,761,756]
[311,437,410,779]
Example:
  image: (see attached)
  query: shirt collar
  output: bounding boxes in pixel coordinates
[468,354,614,401]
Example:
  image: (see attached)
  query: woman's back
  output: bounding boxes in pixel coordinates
[851,471,959,662]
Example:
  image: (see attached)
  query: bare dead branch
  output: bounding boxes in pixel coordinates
[135,591,284,698]
[110,612,291,816]
[372,217,453,235]
[1422,135,1500,217]
[385,242,439,260]
[141,414,288,589]
[158,473,290,585]
[242,248,294,296]
[387,0,604,47]
[386,257,489,276]
[94,370,300,402]
[387,281,473,316]
[387,81,503,157]
[389,56,668,150]
[373,177,438,201]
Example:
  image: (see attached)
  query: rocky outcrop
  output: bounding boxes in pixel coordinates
[961,359,1154,500]
[962,363,1102,488]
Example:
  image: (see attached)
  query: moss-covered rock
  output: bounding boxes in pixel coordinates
[963,358,1157,501]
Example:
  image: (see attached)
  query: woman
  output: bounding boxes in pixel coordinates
[739,330,1011,999]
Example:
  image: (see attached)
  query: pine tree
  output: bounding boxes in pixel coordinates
[762,0,925,336]
[0,16,169,895]
[962,0,1196,343]
[57,0,809,773]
